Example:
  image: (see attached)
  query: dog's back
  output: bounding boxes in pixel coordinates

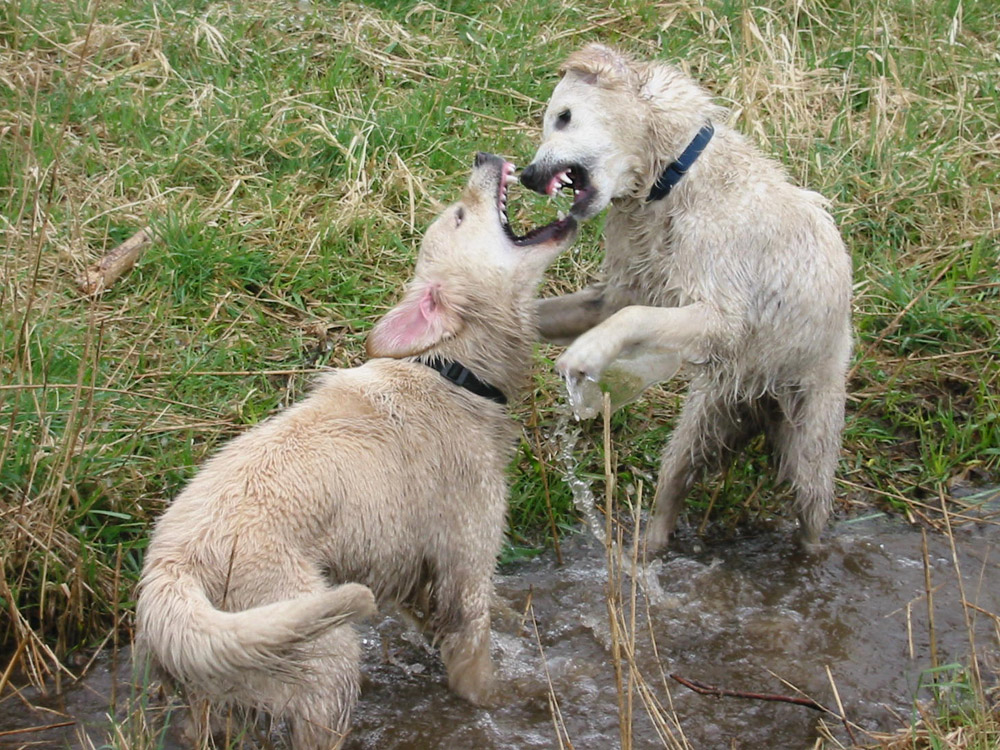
[604,123,852,397]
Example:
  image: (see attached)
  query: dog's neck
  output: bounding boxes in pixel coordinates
[416,302,537,406]
[419,357,507,405]
[645,123,715,202]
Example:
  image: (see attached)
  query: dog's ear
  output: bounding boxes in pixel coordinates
[366,281,462,358]
[561,43,632,86]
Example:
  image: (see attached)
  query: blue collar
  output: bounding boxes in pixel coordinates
[422,357,508,406]
[646,123,715,202]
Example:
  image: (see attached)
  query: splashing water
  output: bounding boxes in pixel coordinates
[556,362,692,611]
[9,511,1000,750]
[552,389,606,543]
[555,350,684,543]
[563,373,604,422]
[562,350,684,423]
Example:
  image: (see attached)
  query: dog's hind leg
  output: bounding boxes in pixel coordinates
[436,565,496,706]
[283,624,364,750]
[772,383,846,549]
[223,560,372,750]
[276,582,373,750]
[646,387,757,553]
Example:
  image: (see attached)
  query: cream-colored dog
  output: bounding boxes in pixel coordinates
[520,44,852,551]
[136,153,576,749]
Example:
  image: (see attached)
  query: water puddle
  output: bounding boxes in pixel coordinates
[3,496,998,748]
[348,506,1000,749]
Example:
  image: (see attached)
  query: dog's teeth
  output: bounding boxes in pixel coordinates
[560,174,573,185]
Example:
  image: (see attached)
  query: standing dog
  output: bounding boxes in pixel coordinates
[520,44,852,551]
[136,153,576,749]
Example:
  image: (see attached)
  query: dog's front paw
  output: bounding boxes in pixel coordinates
[795,528,824,555]
[449,663,496,707]
[555,332,615,383]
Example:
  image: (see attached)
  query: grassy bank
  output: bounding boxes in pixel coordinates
[1,0,998,744]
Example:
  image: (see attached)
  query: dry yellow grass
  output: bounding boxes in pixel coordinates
[1,0,998,746]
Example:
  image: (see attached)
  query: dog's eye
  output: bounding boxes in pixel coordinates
[555,109,571,129]
[455,207,464,227]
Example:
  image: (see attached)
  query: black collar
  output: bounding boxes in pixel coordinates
[422,357,508,406]
[646,122,715,202]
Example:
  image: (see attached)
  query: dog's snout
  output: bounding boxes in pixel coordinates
[474,151,502,169]
[519,163,545,194]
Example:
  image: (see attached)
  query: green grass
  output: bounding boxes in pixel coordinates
[1,0,998,745]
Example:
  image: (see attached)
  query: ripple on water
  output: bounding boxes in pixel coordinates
[3,503,999,749]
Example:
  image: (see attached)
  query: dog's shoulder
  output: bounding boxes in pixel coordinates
[326,358,451,418]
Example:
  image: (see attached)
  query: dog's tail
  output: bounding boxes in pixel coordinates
[136,572,376,688]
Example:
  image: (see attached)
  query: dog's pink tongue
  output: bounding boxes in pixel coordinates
[545,175,562,196]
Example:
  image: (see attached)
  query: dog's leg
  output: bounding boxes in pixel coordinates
[178,695,216,748]
[535,285,620,344]
[281,609,365,750]
[227,565,368,750]
[772,384,846,549]
[646,387,757,553]
[436,569,495,706]
[556,303,718,384]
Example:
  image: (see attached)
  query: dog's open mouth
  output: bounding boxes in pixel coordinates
[543,166,594,208]
[517,162,596,218]
[497,161,576,246]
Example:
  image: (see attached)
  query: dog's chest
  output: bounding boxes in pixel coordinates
[602,209,687,308]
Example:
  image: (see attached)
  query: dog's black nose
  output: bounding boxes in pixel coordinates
[519,162,545,194]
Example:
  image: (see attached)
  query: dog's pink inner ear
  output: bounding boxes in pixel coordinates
[366,283,458,358]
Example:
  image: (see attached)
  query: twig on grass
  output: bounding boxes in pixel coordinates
[922,528,939,671]
[0,638,28,698]
[824,664,858,747]
[602,392,630,750]
[76,226,156,296]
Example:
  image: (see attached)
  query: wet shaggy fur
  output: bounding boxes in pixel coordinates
[521,44,853,551]
[136,154,576,749]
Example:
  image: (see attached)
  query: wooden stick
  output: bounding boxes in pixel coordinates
[0,638,28,698]
[669,673,829,713]
[0,721,76,739]
[76,226,155,296]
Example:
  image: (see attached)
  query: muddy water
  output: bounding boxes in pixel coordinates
[2,499,998,749]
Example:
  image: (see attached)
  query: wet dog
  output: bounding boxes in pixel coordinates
[136,153,576,749]
[520,44,853,551]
